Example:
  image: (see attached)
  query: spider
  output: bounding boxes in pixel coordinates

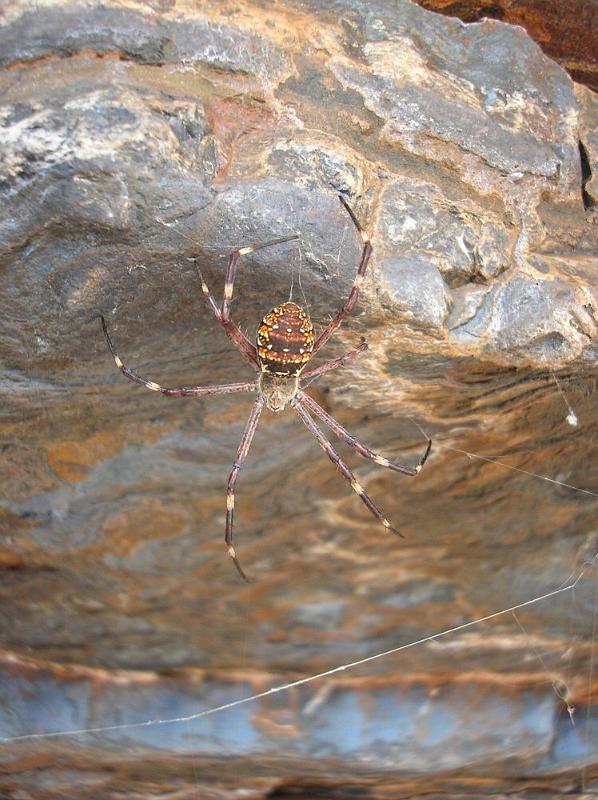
[101,195,431,580]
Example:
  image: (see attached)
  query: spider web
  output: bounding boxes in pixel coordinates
[2,378,597,761]
[3,220,598,792]
[2,560,592,744]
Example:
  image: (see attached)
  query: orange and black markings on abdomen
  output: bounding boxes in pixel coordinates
[257,301,315,375]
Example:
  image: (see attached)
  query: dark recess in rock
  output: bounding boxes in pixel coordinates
[579,140,595,210]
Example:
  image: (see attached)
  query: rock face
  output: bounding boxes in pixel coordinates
[0,1,596,797]
[415,0,598,92]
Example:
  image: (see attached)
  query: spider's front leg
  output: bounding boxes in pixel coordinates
[309,196,372,357]
[101,316,256,397]
[225,397,265,581]
[194,233,299,369]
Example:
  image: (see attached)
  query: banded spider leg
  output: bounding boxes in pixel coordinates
[298,391,432,476]
[292,398,403,536]
[225,397,265,581]
[300,338,369,382]
[194,233,299,369]
[289,391,431,542]
[308,195,372,358]
[100,316,256,397]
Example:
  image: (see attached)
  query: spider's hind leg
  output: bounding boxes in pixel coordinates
[291,398,403,537]
[220,234,299,323]
[224,397,265,581]
[298,390,432,476]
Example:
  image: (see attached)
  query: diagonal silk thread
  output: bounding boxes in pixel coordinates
[2,563,593,744]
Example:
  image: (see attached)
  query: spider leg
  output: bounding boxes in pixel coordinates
[193,262,261,369]
[193,233,299,369]
[221,234,299,323]
[101,316,256,397]
[297,390,431,475]
[310,196,372,357]
[291,398,404,537]
[300,339,368,382]
[225,397,265,581]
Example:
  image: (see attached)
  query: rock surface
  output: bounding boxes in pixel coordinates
[0,0,597,797]
[415,0,598,92]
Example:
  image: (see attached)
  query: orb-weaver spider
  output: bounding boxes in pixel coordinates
[101,196,431,580]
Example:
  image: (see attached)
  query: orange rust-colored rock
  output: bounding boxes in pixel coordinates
[47,430,127,482]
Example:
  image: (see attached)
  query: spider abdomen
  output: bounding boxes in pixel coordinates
[257,301,314,376]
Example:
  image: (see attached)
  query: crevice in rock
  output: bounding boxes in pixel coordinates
[266,782,371,798]
[578,140,594,210]
[434,3,505,22]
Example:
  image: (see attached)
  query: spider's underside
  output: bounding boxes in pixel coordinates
[101,196,431,580]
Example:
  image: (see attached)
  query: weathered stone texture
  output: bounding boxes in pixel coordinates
[415,0,598,92]
[0,0,596,796]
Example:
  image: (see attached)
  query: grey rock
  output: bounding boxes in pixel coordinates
[381,255,450,331]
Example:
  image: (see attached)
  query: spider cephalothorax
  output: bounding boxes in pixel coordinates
[258,372,299,413]
[102,195,431,580]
